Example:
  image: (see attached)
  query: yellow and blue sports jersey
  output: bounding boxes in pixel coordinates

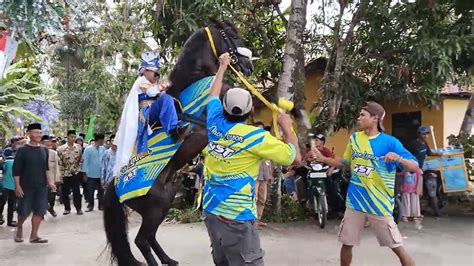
[203,96,296,221]
[343,132,417,217]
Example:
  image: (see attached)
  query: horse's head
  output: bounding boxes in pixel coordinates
[168,20,252,96]
[209,20,253,76]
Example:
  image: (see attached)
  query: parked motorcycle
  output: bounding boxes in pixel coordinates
[295,162,329,228]
[331,169,349,217]
[173,156,202,209]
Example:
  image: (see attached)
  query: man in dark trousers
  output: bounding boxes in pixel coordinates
[83,133,106,211]
[57,130,84,215]
[13,123,56,243]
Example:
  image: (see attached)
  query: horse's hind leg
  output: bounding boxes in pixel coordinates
[150,232,178,266]
[135,216,160,266]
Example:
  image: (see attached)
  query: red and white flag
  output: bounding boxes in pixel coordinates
[0,32,18,79]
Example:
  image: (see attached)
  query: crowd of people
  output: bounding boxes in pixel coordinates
[0,52,440,266]
[0,126,117,243]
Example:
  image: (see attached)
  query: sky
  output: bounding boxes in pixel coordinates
[280,0,319,29]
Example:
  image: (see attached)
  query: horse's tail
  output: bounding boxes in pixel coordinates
[103,184,140,266]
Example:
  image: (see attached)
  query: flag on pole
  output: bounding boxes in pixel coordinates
[85,114,95,142]
[0,32,18,79]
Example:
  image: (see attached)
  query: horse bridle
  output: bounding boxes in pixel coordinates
[218,27,252,64]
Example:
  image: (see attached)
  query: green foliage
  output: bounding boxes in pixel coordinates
[0,60,42,134]
[263,194,307,223]
[447,133,474,158]
[311,0,473,133]
[50,1,149,133]
[165,208,202,224]
[0,0,82,42]
[149,0,287,88]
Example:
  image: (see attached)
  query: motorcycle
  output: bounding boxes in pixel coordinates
[331,169,349,217]
[295,162,329,228]
[173,157,202,209]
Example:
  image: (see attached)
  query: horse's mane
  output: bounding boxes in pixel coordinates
[167,20,240,97]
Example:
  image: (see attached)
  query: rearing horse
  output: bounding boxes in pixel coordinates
[103,21,253,266]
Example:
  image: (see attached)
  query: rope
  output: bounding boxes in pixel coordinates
[204,27,285,138]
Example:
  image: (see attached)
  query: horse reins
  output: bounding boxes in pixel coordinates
[204,26,292,140]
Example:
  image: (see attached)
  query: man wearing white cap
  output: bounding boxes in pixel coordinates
[202,53,302,266]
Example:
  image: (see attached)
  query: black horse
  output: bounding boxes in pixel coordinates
[103,21,253,266]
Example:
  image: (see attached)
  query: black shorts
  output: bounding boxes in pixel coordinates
[17,186,48,218]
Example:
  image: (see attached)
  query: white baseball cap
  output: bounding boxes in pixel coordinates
[222,88,253,116]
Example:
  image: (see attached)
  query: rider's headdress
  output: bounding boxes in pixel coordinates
[139,52,161,73]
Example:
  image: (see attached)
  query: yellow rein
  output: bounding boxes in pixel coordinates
[204,27,286,139]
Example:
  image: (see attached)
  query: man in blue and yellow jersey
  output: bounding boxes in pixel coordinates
[203,53,301,266]
[312,102,419,266]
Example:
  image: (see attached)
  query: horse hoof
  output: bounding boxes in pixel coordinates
[162,260,179,266]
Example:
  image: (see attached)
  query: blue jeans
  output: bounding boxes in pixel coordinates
[149,93,178,133]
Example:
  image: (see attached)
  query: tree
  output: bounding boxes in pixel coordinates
[459,94,473,135]
[0,0,82,43]
[274,0,308,216]
[49,1,150,133]
[310,0,473,135]
[0,59,42,134]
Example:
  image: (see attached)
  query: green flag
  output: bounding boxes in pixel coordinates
[84,114,95,142]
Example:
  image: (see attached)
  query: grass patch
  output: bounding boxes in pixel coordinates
[263,194,307,223]
[165,208,202,224]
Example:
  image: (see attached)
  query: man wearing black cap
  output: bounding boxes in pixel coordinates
[311,102,419,266]
[13,123,56,243]
[57,130,83,215]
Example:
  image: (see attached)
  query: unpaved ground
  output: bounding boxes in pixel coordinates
[0,207,473,266]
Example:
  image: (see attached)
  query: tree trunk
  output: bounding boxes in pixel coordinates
[459,94,473,135]
[319,1,364,136]
[274,0,307,217]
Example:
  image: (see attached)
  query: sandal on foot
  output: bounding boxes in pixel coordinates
[14,236,24,243]
[30,238,48,243]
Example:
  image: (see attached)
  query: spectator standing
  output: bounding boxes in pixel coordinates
[13,123,56,243]
[75,137,88,203]
[2,137,19,158]
[57,130,83,215]
[254,122,273,229]
[41,135,61,217]
[0,149,17,227]
[101,136,117,190]
[83,133,106,211]
[401,169,423,230]
[50,137,59,151]
[256,159,272,228]
[312,102,419,266]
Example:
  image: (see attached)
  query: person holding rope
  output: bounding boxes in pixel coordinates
[202,52,302,266]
